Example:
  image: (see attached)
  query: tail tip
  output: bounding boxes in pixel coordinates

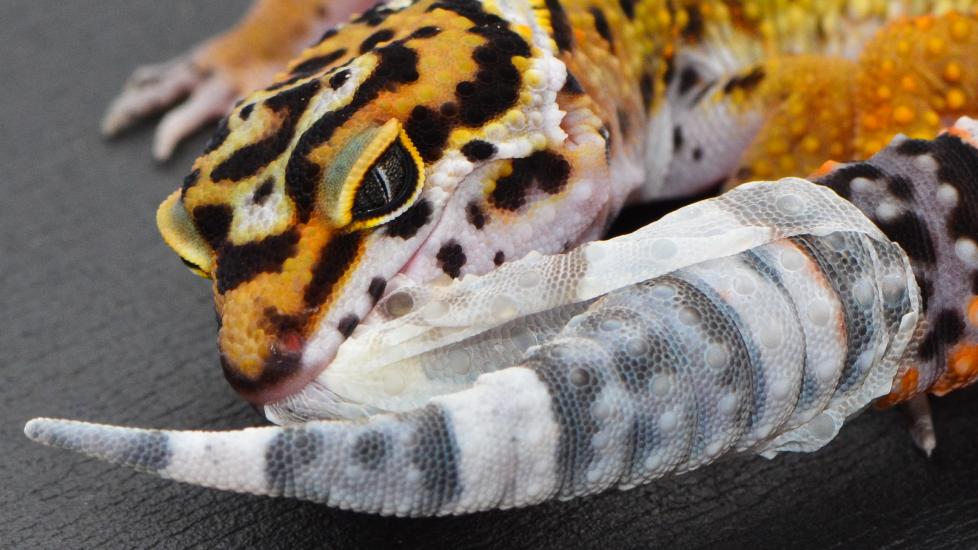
[24,417,173,472]
[24,417,59,445]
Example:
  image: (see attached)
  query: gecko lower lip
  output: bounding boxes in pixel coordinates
[225,348,337,406]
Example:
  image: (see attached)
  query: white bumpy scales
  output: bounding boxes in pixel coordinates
[26,178,921,516]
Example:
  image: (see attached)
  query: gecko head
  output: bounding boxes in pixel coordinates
[154,2,611,406]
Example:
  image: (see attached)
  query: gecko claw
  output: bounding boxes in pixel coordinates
[151,76,237,161]
[101,55,202,138]
[905,394,937,457]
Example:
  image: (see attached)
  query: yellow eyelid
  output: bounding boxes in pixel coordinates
[156,189,215,278]
[334,118,426,229]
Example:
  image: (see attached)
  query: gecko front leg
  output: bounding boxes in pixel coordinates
[102,0,368,160]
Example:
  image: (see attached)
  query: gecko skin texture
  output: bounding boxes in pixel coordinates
[25,0,978,514]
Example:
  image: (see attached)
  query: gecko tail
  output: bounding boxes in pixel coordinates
[25,417,285,497]
[24,365,566,516]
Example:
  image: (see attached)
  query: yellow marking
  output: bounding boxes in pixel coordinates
[157,190,214,277]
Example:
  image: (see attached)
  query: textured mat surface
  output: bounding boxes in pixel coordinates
[3,2,978,548]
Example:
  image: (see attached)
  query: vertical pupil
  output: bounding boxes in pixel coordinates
[353,141,414,217]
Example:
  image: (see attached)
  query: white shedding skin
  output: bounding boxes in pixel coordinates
[307,179,902,416]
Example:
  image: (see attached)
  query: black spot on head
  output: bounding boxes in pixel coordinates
[265,307,303,335]
[896,139,932,156]
[286,44,419,221]
[562,71,585,94]
[490,164,534,211]
[971,271,978,295]
[203,115,231,154]
[466,201,487,229]
[328,69,350,89]
[239,103,255,121]
[461,139,496,161]
[385,198,432,239]
[360,29,396,53]
[532,151,572,193]
[291,49,347,76]
[494,250,505,265]
[640,72,654,108]
[618,0,635,19]
[405,106,451,162]
[545,0,575,51]
[678,66,701,96]
[682,5,704,40]
[410,25,441,39]
[672,125,684,152]
[589,7,613,49]
[368,277,387,303]
[439,102,458,118]
[352,430,390,470]
[181,168,201,196]
[490,150,572,210]
[216,230,300,293]
[252,177,275,205]
[692,147,703,162]
[213,80,321,183]
[318,27,339,43]
[814,162,885,200]
[192,205,233,249]
[222,344,303,399]
[438,4,531,127]
[437,240,467,278]
[874,211,936,265]
[304,231,363,307]
[337,314,360,338]
[918,309,966,360]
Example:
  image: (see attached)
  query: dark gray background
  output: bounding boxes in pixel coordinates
[3,1,978,548]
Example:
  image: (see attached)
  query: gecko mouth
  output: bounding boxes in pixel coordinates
[261,276,425,424]
[261,226,446,423]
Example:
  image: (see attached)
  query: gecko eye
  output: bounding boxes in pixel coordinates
[326,118,424,229]
[351,138,418,220]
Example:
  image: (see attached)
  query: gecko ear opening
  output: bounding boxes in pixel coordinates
[156,190,214,278]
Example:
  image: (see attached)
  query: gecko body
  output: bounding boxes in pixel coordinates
[25,0,978,514]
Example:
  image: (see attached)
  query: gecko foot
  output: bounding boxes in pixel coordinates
[904,393,936,457]
[101,50,243,161]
